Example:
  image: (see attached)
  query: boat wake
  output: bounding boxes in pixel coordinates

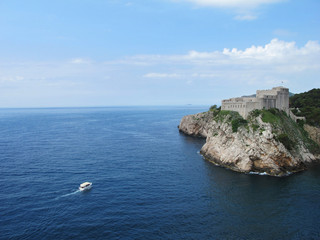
[55,190,80,200]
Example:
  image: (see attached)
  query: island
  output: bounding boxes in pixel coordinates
[178,87,320,176]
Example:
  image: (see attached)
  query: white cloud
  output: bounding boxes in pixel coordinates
[107,39,320,71]
[108,39,320,84]
[70,58,91,64]
[121,39,320,66]
[193,73,218,78]
[0,76,24,83]
[136,39,320,88]
[234,14,257,21]
[143,73,181,78]
[174,38,318,63]
[221,39,320,61]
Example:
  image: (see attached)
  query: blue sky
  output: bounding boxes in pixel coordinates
[0,0,319,107]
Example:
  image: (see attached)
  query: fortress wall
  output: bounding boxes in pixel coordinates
[244,101,261,118]
[289,110,306,122]
[222,97,261,118]
[221,100,247,118]
[221,86,289,119]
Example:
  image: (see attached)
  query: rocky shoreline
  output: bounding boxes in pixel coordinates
[179,110,320,176]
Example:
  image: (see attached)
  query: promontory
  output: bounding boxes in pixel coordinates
[178,87,320,176]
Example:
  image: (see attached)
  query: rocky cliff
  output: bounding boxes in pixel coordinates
[179,109,320,176]
[304,124,320,147]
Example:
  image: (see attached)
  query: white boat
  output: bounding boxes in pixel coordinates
[79,182,92,191]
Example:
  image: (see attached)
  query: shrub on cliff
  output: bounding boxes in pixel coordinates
[209,105,217,111]
[215,110,247,132]
[231,118,248,133]
[209,105,221,117]
[276,133,293,150]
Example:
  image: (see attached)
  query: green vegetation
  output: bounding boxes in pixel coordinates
[214,110,248,133]
[209,105,221,117]
[209,105,218,111]
[276,133,293,150]
[250,109,261,118]
[202,102,319,153]
[290,88,320,127]
[231,118,248,133]
[297,119,305,128]
[248,109,280,132]
[248,108,320,154]
[261,109,279,124]
[251,124,259,131]
[206,88,320,152]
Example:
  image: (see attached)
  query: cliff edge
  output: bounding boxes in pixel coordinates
[179,108,320,176]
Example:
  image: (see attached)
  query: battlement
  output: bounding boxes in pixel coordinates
[256,86,289,98]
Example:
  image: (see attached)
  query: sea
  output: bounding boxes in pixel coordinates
[0,106,319,240]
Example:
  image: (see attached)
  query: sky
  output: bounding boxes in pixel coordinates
[0,0,319,107]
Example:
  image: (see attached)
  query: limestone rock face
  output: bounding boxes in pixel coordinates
[178,112,214,138]
[304,124,320,147]
[179,112,318,176]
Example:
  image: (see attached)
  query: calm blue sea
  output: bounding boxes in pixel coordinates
[0,106,319,240]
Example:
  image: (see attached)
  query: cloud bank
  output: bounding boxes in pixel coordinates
[133,38,320,69]
[0,39,319,107]
[129,39,320,93]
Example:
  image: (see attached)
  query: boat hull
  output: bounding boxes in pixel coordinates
[79,183,92,191]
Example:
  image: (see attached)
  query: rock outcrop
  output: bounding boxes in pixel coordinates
[178,111,213,138]
[304,124,320,147]
[179,110,320,176]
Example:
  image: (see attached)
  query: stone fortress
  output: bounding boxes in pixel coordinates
[221,86,290,119]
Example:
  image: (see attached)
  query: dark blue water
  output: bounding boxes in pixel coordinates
[0,107,319,240]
